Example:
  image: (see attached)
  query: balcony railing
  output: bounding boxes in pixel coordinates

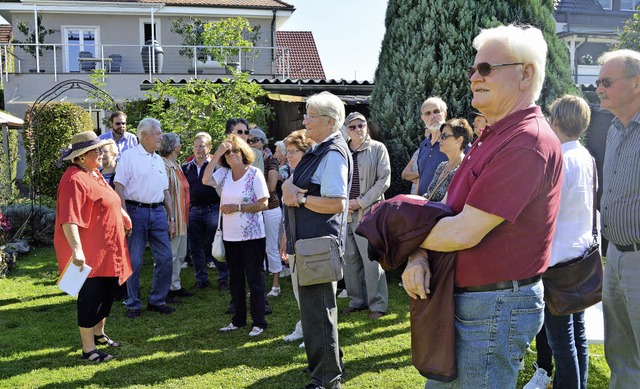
[0,43,291,83]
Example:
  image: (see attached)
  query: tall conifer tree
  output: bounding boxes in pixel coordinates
[371,0,577,195]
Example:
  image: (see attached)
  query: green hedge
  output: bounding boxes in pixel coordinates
[23,102,94,199]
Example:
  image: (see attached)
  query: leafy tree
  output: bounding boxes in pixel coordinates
[171,16,259,72]
[145,71,271,149]
[24,102,93,199]
[614,6,640,51]
[371,0,577,196]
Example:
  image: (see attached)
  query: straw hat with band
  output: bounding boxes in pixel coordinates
[58,131,115,166]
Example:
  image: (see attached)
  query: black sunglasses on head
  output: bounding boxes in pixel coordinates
[467,62,524,79]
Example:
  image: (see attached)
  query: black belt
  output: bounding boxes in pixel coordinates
[455,275,541,293]
[125,200,163,208]
[615,243,640,252]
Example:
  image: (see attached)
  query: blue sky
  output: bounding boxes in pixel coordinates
[281,0,388,81]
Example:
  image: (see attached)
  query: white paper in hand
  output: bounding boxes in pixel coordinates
[57,258,92,297]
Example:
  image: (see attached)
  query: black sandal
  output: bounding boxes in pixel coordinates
[81,349,114,363]
[94,334,120,347]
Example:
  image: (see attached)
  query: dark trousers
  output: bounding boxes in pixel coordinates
[299,281,343,388]
[225,238,267,329]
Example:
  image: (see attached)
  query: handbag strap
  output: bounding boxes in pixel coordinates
[591,158,598,242]
[217,169,229,231]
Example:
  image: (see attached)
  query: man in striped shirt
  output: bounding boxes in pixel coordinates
[597,49,640,389]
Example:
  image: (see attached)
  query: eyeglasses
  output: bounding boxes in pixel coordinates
[286,148,303,155]
[595,75,636,88]
[347,123,366,131]
[114,122,126,126]
[225,148,241,155]
[304,114,329,120]
[235,129,250,135]
[248,137,262,144]
[422,109,441,117]
[467,62,524,79]
[439,133,455,141]
[91,147,105,154]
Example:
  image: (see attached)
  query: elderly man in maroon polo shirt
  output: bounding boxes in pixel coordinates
[402,25,564,388]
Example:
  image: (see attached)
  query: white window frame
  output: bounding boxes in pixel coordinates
[621,0,640,11]
[62,25,101,72]
[139,18,162,46]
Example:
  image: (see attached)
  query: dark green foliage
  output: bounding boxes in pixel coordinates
[371,0,577,196]
[614,7,640,51]
[23,102,94,199]
[3,203,55,246]
[0,128,20,205]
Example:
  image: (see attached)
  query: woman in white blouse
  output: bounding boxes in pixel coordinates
[203,134,269,337]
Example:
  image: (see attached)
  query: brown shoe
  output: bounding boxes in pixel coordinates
[368,311,386,320]
[341,306,367,314]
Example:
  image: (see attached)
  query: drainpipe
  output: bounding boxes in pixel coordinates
[34,4,40,73]
[271,9,276,77]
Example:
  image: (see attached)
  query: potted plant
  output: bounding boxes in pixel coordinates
[171,17,209,73]
[12,16,58,73]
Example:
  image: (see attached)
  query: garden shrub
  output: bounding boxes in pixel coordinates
[0,127,20,205]
[3,203,55,247]
[23,102,93,199]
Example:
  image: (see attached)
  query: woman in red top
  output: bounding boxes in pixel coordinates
[54,131,133,363]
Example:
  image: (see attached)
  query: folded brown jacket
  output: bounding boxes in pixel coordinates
[355,194,457,382]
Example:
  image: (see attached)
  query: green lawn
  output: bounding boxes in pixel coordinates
[0,247,610,388]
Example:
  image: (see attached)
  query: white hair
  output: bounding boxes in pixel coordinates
[306,91,345,132]
[421,96,447,113]
[598,49,640,77]
[473,24,547,101]
[137,117,161,137]
[274,140,286,157]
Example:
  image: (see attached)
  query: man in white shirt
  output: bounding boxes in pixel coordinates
[115,118,176,319]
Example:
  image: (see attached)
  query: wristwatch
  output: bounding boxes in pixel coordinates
[300,194,308,205]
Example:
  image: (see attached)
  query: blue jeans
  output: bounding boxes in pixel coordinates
[188,205,228,283]
[125,205,173,310]
[544,307,588,389]
[427,280,544,389]
[298,278,343,388]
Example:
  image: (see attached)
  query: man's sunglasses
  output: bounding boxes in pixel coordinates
[114,122,126,125]
[347,123,366,131]
[595,76,636,88]
[467,62,524,79]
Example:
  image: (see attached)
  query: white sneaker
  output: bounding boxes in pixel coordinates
[207,261,216,269]
[523,364,551,389]
[299,341,305,348]
[267,286,281,297]
[220,323,241,332]
[337,290,348,299]
[248,326,264,336]
[279,267,291,278]
[181,262,189,269]
[284,330,304,342]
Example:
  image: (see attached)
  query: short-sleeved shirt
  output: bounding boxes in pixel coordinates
[445,106,563,287]
[417,135,448,196]
[213,166,269,241]
[114,144,168,203]
[54,165,132,283]
[98,131,138,161]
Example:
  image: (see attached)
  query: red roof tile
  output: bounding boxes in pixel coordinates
[276,31,325,80]
[0,25,11,44]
